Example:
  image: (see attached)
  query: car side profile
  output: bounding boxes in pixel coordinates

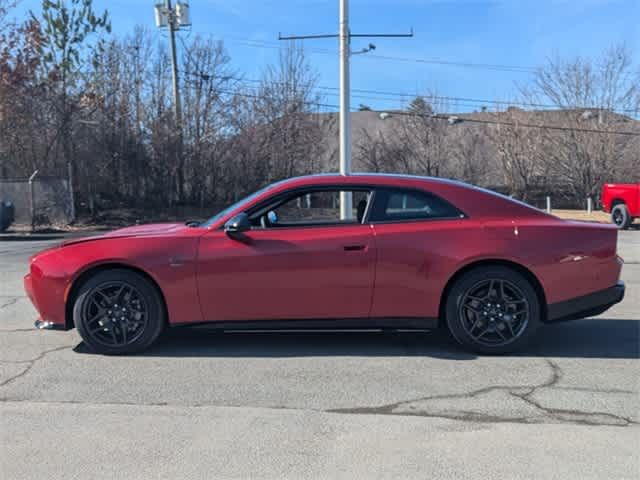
[25,174,625,354]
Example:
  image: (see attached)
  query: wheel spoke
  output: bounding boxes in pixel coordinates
[86,311,105,325]
[463,303,482,314]
[466,295,486,304]
[499,281,507,302]
[89,325,109,335]
[95,290,112,305]
[487,279,496,299]
[505,321,515,337]
[114,284,126,303]
[469,317,483,332]
[473,326,491,340]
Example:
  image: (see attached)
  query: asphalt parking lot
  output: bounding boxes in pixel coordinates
[1,232,639,479]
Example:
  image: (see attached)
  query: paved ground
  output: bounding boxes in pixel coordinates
[1,233,639,479]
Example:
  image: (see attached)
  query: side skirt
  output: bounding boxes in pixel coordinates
[170,317,440,331]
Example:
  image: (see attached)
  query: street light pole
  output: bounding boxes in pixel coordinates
[278,2,412,220]
[339,0,352,219]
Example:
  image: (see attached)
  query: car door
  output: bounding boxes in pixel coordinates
[196,188,376,322]
[367,187,468,320]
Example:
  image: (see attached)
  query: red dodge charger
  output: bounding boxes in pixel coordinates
[25,174,625,354]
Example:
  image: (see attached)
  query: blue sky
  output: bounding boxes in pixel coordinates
[12,0,640,112]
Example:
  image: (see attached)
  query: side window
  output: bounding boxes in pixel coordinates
[369,189,463,222]
[251,189,372,227]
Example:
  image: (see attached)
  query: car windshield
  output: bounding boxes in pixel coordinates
[200,183,276,228]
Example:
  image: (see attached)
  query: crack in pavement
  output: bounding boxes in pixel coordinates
[0,346,72,387]
[553,386,637,394]
[0,297,19,309]
[0,347,636,428]
[328,360,639,427]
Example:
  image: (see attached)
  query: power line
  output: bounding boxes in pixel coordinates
[191,32,538,74]
[181,70,639,116]
[387,109,640,137]
[180,82,640,137]
[181,84,340,111]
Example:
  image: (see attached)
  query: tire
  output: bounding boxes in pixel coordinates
[611,204,631,230]
[73,269,166,354]
[445,266,541,355]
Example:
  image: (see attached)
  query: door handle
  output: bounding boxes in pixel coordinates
[343,244,366,251]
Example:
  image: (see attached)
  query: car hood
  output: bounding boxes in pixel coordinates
[102,223,188,237]
[60,223,189,247]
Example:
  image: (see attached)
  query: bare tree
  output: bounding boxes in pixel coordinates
[520,44,640,201]
[449,123,493,186]
[487,108,549,201]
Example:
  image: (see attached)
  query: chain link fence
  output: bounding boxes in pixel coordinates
[0,177,73,227]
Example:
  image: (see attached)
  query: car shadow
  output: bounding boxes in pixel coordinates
[73,317,639,360]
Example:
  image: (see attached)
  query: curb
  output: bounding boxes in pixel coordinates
[0,231,103,242]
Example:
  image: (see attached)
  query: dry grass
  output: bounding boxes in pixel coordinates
[551,209,611,223]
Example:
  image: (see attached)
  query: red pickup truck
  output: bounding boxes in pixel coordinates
[602,183,639,229]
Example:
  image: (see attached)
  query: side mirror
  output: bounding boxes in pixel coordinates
[224,213,251,237]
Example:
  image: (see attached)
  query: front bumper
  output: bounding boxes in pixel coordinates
[547,281,625,322]
[25,273,70,331]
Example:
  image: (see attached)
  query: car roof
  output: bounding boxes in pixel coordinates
[208,173,552,229]
[272,173,550,220]
[279,173,463,187]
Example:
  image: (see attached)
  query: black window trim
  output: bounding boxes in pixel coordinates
[216,184,467,231]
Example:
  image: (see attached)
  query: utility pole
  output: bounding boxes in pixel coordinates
[165,0,181,130]
[279,0,412,219]
[155,0,190,127]
[154,1,191,201]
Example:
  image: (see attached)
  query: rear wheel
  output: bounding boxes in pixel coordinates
[445,266,541,354]
[73,269,165,354]
[612,204,631,229]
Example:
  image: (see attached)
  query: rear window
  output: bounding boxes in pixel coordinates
[369,189,464,222]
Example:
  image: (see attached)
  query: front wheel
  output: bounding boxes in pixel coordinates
[73,269,166,354]
[445,267,541,354]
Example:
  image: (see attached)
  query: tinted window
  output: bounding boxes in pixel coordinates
[250,189,372,227]
[369,189,463,222]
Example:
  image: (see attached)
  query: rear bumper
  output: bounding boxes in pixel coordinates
[547,281,625,322]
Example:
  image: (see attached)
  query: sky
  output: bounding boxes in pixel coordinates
[11,0,640,113]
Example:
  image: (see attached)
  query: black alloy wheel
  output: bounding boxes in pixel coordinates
[458,278,529,347]
[445,266,541,354]
[74,269,165,354]
[81,281,149,348]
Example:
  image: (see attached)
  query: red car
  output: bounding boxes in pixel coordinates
[25,174,625,355]
[602,183,639,230]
